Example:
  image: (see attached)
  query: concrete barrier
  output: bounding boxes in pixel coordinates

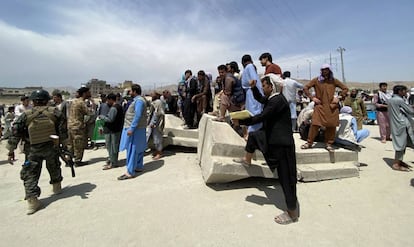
[162,114,359,183]
[196,114,359,183]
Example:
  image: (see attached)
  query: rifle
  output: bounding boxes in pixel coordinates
[50,135,75,177]
[59,144,76,177]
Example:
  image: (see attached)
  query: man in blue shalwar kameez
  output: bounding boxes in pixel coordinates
[241,54,264,133]
[118,84,148,180]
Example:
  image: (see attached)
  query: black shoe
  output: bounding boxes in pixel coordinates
[74,161,88,167]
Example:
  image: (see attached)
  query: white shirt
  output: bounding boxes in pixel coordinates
[282,78,304,103]
[14,104,32,119]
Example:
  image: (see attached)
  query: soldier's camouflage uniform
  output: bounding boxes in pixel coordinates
[67,97,90,162]
[7,106,67,199]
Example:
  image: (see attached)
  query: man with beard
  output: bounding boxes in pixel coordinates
[343,88,367,130]
[118,84,147,180]
[301,64,348,152]
[67,87,92,166]
[388,85,414,171]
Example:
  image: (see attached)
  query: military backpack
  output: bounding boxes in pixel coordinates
[25,106,57,144]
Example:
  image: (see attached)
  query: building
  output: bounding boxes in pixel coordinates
[0,86,43,96]
[84,79,124,97]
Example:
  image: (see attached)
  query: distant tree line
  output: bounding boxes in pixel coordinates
[51,89,71,97]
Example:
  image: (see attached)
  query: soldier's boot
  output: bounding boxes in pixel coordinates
[27,197,42,215]
[52,182,62,195]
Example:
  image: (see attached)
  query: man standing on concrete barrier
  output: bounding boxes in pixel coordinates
[388,85,414,172]
[118,84,147,180]
[282,71,304,132]
[234,76,298,225]
[302,64,348,152]
[7,89,67,215]
[183,70,198,129]
[241,54,263,134]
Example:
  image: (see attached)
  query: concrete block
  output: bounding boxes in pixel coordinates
[297,162,360,182]
[198,115,360,183]
[164,114,198,139]
[166,136,198,148]
[197,114,214,160]
[201,156,275,184]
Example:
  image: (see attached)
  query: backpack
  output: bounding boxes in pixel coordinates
[26,107,57,144]
[231,76,245,104]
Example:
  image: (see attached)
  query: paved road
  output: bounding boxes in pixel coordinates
[0,125,413,247]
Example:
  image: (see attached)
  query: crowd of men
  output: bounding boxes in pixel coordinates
[2,52,414,224]
[3,84,166,215]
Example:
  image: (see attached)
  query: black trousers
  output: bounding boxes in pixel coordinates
[245,132,297,210]
[183,97,196,128]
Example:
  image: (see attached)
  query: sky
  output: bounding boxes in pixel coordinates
[0,0,413,89]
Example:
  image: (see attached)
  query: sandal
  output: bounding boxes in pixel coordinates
[233,158,251,166]
[134,168,144,173]
[400,161,413,169]
[152,154,162,160]
[274,212,298,225]
[117,174,135,180]
[325,145,335,152]
[102,164,115,170]
[213,117,226,122]
[392,163,411,172]
[300,143,312,149]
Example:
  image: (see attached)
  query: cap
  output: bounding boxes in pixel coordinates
[321,63,331,70]
[340,106,352,114]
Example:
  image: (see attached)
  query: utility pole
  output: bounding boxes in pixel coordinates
[296,65,299,79]
[337,46,346,83]
[329,53,332,66]
[306,59,312,80]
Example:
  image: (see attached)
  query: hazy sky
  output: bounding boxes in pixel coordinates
[0,0,413,88]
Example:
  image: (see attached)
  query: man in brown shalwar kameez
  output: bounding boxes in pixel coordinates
[301,64,348,151]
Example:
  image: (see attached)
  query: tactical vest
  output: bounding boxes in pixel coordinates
[25,106,57,144]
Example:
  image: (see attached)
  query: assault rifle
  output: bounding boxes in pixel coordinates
[59,144,76,177]
[51,135,75,177]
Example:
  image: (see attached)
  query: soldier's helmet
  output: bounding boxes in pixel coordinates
[30,89,51,101]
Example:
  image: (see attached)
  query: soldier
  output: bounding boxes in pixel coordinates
[7,89,67,215]
[67,87,91,166]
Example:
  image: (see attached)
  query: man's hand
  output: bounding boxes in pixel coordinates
[312,97,322,105]
[249,80,256,88]
[8,151,15,165]
[191,96,196,103]
[127,129,133,136]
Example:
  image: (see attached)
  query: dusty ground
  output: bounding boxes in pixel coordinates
[0,125,413,247]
